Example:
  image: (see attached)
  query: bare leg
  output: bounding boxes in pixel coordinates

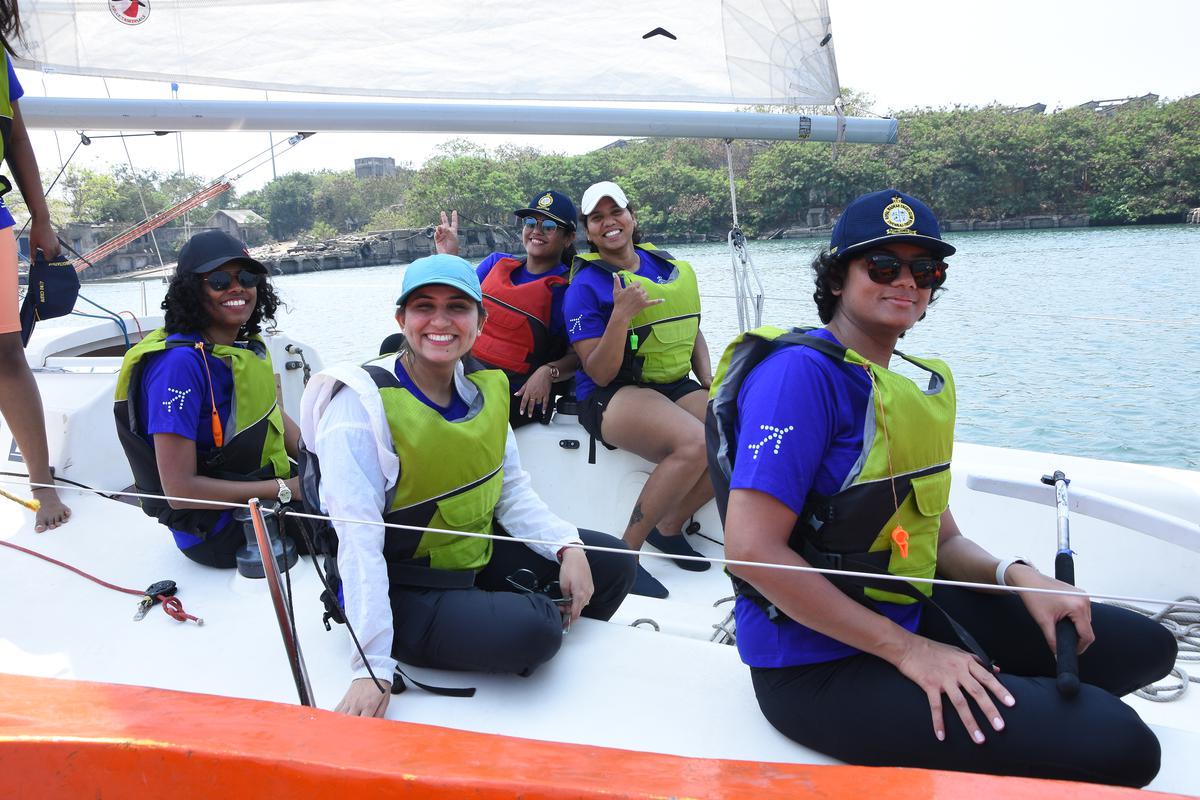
[655,389,714,535]
[0,332,70,531]
[599,386,708,551]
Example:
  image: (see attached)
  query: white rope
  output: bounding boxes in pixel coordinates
[5,476,1198,615]
[1107,596,1200,702]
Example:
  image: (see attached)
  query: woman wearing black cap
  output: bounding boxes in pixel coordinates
[113,230,302,567]
[428,190,581,428]
[0,0,70,532]
[707,189,1174,786]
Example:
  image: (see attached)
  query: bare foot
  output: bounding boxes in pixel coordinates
[31,486,71,533]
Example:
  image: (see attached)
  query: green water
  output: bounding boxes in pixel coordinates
[70,224,1200,470]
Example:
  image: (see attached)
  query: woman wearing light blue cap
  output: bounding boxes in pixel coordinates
[300,253,633,718]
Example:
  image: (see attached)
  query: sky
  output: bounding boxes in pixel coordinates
[15,0,1199,198]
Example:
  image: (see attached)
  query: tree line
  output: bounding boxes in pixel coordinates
[37,94,1200,242]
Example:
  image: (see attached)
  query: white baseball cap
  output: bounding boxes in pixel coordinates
[580,181,630,215]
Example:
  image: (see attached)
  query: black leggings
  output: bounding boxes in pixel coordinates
[179,507,314,569]
[750,586,1177,787]
[388,529,635,676]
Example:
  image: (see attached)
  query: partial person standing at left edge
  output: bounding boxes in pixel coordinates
[0,0,70,532]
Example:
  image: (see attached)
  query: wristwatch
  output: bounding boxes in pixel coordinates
[547,364,561,380]
[275,477,293,505]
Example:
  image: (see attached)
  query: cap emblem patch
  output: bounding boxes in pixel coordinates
[883,196,917,234]
[537,193,554,209]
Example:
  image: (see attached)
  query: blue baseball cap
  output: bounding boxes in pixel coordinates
[829,189,956,260]
[396,254,483,306]
[513,189,577,229]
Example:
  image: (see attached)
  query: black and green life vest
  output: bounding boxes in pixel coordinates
[708,326,956,606]
[0,51,14,197]
[572,244,700,384]
[362,355,509,577]
[113,328,290,538]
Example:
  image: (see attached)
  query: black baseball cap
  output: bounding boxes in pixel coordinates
[177,230,268,275]
[829,189,956,260]
[513,190,577,229]
[19,251,81,346]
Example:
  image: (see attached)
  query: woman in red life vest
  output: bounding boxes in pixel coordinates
[428,191,581,429]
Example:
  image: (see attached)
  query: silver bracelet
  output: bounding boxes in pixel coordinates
[995,557,1033,587]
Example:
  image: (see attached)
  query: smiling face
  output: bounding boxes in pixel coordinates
[832,242,934,337]
[584,197,637,260]
[200,262,258,336]
[521,213,572,263]
[396,283,483,368]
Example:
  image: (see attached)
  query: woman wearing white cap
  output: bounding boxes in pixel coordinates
[706,189,1173,786]
[301,254,634,718]
[564,181,714,598]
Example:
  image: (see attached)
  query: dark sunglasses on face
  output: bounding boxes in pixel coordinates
[522,216,564,233]
[201,269,263,292]
[863,252,947,289]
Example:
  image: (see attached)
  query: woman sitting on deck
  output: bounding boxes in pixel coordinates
[708,189,1176,787]
[301,254,634,718]
[564,181,714,599]
[114,230,303,567]
[420,190,581,429]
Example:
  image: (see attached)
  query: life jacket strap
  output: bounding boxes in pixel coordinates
[732,544,993,668]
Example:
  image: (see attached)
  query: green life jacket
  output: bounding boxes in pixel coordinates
[363,355,509,575]
[113,328,290,538]
[709,326,956,605]
[0,51,14,197]
[572,244,700,384]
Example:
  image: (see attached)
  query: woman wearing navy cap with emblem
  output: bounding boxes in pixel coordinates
[0,1,71,532]
[426,190,581,428]
[707,189,1175,786]
[564,180,715,599]
[301,254,633,718]
[113,229,303,567]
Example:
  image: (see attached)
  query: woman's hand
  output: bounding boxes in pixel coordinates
[434,210,460,255]
[556,546,594,624]
[893,634,1014,744]
[611,273,661,323]
[1008,565,1095,656]
[28,217,61,260]
[514,366,553,418]
[334,677,392,717]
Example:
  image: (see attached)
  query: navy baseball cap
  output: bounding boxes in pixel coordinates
[19,251,82,346]
[829,189,956,260]
[177,230,267,275]
[513,190,577,229]
[397,254,483,306]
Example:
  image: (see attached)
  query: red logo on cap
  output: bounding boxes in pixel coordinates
[109,0,150,26]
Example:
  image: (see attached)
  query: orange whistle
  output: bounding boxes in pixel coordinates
[891,525,909,558]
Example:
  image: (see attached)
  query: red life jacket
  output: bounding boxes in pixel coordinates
[473,257,568,376]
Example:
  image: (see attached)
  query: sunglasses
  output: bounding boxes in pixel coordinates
[521,216,565,233]
[862,253,947,289]
[201,269,263,292]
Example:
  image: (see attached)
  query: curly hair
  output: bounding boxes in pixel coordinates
[162,267,282,339]
[811,250,946,325]
[581,200,643,252]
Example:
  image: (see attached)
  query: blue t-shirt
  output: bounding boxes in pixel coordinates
[562,249,675,401]
[0,56,25,230]
[138,332,240,549]
[729,327,921,667]
[391,357,469,421]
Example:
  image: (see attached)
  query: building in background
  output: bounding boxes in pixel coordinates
[355,157,397,179]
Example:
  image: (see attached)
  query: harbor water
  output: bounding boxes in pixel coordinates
[64,224,1200,470]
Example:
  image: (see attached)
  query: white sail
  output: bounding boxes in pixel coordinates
[16,0,839,106]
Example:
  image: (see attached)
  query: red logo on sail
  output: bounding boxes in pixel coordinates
[109,0,150,26]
